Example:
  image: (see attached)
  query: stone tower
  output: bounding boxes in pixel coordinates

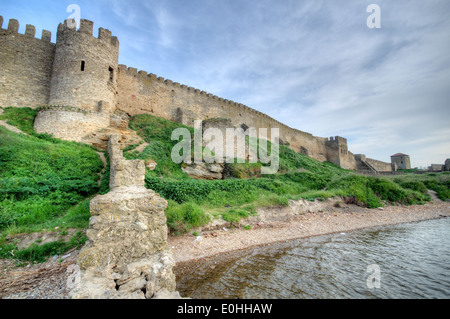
[391,153,411,170]
[33,19,138,150]
[48,19,119,112]
[325,136,354,169]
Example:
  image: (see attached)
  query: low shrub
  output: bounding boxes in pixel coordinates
[165,201,211,234]
[0,231,87,263]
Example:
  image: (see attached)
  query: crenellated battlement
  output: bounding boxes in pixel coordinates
[47,17,119,110]
[0,15,56,108]
[116,64,315,139]
[0,16,53,43]
[326,136,347,143]
[120,65,274,117]
[57,18,119,48]
[1,14,359,170]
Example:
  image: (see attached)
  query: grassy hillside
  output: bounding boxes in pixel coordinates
[124,114,437,234]
[0,107,104,261]
[0,107,448,262]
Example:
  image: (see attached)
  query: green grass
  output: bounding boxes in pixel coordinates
[324,174,430,208]
[0,130,102,229]
[127,114,443,234]
[0,107,39,135]
[165,201,211,235]
[0,109,104,262]
[222,207,257,223]
[0,127,103,233]
[388,172,450,201]
[0,231,87,263]
[125,114,194,179]
[223,162,263,179]
[1,108,447,253]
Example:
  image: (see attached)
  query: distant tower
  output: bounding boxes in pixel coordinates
[48,19,119,112]
[391,153,411,170]
[325,136,352,169]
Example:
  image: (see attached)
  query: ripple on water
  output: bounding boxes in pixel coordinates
[176,218,450,299]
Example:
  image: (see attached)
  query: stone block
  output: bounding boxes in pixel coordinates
[25,24,36,37]
[69,135,180,299]
[8,19,19,33]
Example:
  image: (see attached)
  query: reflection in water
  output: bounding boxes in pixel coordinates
[176,218,450,299]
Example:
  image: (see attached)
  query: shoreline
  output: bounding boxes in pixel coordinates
[172,198,449,294]
[1,197,448,299]
[170,197,450,265]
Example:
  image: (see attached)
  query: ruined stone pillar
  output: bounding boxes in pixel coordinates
[69,135,180,299]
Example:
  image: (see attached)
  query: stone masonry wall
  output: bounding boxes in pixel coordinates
[355,154,392,173]
[324,136,356,170]
[49,19,119,111]
[69,135,180,299]
[0,15,386,172]
[33,105,143,151]
[116,65,334,164]
[0,16,55,108]
[33,106,111,142]
[366,157,393,172]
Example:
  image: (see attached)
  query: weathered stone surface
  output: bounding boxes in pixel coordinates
[145,159,157,171]
[152,289,183,299]
[69,135,181,299]
[48,19,119,111]
[182,163,224,180]
[0,19,55,108]
[34,107,110,141]
[33,107,142,151]
[108,135,146,189]
[69,267,147,299]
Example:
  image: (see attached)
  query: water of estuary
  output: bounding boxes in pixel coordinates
[177,218,450,299]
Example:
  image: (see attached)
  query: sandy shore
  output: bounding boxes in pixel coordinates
[170,196,450,264]
[1,196,448,299]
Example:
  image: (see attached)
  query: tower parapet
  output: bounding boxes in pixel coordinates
[48,18,119,112]
[7,18,19,32]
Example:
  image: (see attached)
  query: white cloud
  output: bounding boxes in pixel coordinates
[50,0,450,168]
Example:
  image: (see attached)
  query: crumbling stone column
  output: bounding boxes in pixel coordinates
[69,135,180,299]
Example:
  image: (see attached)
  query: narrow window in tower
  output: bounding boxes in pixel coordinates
[109,67,114,82]
[81,61,85,71]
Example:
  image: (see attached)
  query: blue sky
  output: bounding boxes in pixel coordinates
[1,0,449,168]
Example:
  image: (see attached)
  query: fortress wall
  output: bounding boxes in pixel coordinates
[0,17,55,108]
[0,16,391,172]
[366,158,392,172]
[34,107,111,142]
[339,152,357,170]
[116,66,331,162]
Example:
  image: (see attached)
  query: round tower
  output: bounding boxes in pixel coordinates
[48,19,119,112]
